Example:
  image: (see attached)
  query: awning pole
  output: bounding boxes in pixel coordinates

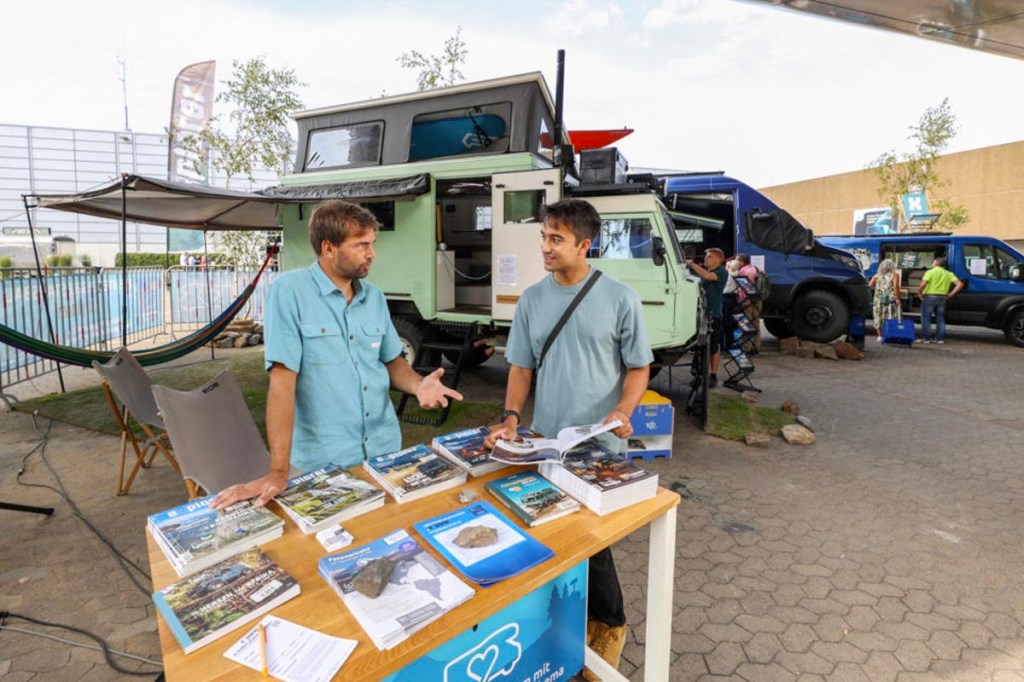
[204,228,215,360]
[121,174,128,348]
[22,195,65,392]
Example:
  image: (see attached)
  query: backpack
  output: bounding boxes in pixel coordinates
[750,269,771,301]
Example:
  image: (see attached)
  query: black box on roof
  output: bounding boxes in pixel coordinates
[580,148,628,185]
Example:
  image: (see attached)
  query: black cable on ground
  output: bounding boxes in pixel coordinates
[0,611,160,676]
[15,414,151,594]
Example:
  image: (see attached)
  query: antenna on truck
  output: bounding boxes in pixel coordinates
[552,49,576,178]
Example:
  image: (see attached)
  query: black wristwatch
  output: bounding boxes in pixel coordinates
[502,409,521,425]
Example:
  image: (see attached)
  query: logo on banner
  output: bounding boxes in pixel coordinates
[444,624,522,682]
[902,193,928,219]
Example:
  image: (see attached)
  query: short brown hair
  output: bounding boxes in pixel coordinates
[543,199,600,244]
[308,201,380,255]
[706,248,725,260]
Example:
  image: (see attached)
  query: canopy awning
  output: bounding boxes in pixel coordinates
[30,173,430,230]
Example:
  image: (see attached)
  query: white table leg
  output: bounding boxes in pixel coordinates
[644,506,677,681]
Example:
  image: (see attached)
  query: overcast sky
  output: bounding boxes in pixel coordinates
[3,0,1022,188]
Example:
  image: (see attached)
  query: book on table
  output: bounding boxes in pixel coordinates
[484,470,580,527]
[363,443,467,503]
[274,464,384,534]
[414,500,555,586]
[490,420,622,465]
[318,529,475,650]
[147,495,284,577]
[432,425,545,476]
[152,548,300,655]
[539,441,659,516]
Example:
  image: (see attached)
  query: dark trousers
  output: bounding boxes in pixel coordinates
[588,547,626,627]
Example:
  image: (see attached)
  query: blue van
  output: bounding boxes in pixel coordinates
[818,233,1024,347]
[660,174,870,342]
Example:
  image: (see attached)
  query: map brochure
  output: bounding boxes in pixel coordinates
[318,529,474,650]
[147,495,284,577]
[539,441,659,516]
[224,615,357,682]
[490,420,622,465]
[274,464,384,534]
[432,425,544,476]
[363,443,467,503]
[152,548,300,655]
[413,500,555,586]
[485,470,580,527]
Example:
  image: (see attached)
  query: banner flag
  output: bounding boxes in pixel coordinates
[167,60,215,252]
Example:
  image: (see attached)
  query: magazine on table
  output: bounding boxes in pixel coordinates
[152,548,300,655]
[274,464,384,534]
[147,495,284,577]
[413,500,555,586]
[539,441,659,516]
[318,529,474,650]
[485,470,580,527]
[363,443,467,503]
[490,420,622,465]
[432,425,544,476]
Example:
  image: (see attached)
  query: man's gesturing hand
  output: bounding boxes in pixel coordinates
[210,472,288,510]
[415,368,464,409]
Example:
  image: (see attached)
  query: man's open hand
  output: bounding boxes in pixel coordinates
[415,368,464,409]
[211,471,288,510]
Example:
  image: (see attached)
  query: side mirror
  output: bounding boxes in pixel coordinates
[1011,263,1024,282]
[652,237,667,267]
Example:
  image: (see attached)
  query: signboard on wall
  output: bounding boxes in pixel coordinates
[852,207,894,236]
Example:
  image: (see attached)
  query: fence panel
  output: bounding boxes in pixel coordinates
[168,266,277,331]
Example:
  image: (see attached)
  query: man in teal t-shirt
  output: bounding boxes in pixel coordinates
[487,199,652,681]
[917,256,964,343]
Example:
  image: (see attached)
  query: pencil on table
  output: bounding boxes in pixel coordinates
[258,623,269,680]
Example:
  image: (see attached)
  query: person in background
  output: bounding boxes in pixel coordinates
[734,253,763,355]
[686,248,728,387]
[178,252,188,267]
[917,256,963,344]
[869,258,901,342]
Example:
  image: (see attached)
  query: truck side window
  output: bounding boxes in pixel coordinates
[962,244,997,279]
[590,218,653,259]
[305,122,383,171]
[994,246,1019,279]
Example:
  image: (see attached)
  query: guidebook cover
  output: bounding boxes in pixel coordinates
[275,464,383,529]
[365,444,462,494]
[490,420,621,465]
[414,501,554,585]
[148,496,283,567]
[559,442,657,491]
[152,548,300,654]
[485,471,580,527]
[433,426,544,472]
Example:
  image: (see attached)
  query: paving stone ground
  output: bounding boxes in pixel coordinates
[2,328,1023,681]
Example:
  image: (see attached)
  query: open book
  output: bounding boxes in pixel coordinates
[490,420,622,465]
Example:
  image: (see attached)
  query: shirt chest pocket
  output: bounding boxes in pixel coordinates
[300,323,344,365]
[358,322,385,362]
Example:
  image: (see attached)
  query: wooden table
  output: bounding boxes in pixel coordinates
[148,467,680,682]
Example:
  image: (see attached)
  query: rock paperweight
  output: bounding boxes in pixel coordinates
[352,557,396,598]
[459,488,478,504]
[453,525,498,548]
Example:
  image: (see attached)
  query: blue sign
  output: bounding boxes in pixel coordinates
[902,193,928,219]
[382,561,586,682]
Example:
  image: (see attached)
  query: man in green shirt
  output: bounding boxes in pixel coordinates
[917,256,964,343]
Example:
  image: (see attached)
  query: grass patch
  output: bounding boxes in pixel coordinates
[706,391,797,442]
[16,353,500,447]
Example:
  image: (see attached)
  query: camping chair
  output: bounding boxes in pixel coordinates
[92,348,181,496]
[152,369,271,499]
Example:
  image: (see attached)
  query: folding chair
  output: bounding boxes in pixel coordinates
[92,348,181,496]
[152,369,271,498]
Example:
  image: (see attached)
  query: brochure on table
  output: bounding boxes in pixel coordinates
[414,501,554,586]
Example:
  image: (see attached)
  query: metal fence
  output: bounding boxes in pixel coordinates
[0,264,283,391]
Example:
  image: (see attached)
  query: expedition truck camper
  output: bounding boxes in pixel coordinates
[273,72,702,380]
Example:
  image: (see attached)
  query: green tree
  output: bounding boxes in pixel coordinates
[397,27,468,91]
[867,98,969,232]
[173,56,304,273]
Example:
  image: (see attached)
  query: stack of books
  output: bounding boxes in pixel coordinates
[148,496,284,577]
[485,470,580,527]
[274,465,385,534]
[318,530,474,650]
[152,548,300,654]
[432,425,541,477]
[363,444,467,504]
[539,442,659,515]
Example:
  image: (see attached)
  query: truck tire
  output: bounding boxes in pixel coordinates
[392,316,440,367]
[1004,309,1024,348]
[789,290,849,343]
[442,345,493,369]
[763,318,796,340]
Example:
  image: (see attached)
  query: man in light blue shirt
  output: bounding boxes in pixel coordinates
[486,199,652,681]
[213,201,460,509]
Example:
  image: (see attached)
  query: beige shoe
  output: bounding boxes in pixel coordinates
[581,619,627,682]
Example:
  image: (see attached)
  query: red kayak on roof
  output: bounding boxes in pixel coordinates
[541,128,634,151]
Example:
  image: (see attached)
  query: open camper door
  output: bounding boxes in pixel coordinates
[491,169,562,320]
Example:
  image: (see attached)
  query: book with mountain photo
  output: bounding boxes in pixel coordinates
[490,420,622,465]
[274,465,384,534]
[539,440,659,516]
[432,425,543,476]
[485,470,580,527]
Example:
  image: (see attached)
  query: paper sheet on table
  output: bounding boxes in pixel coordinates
[224,615,356,682]
[969,258,988,275]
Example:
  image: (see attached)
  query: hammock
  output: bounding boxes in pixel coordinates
[0,247,277,368]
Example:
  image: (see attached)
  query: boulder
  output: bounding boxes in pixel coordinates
[814,344,839,361]
[248,333,262,346]
[796,415,815,432]
[782,424,816,445]
[233,334,249,348]
[834,341,864,361]
[744,432,771,448]
[352,557,395,598]
[795,348,816,359]
[781,400,800,416]
[216,337,235,349]
[780,337,800,355]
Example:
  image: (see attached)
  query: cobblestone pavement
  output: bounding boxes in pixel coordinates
[2,329,1024,681]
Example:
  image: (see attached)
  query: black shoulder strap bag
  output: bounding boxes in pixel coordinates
[534,269,603,382]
